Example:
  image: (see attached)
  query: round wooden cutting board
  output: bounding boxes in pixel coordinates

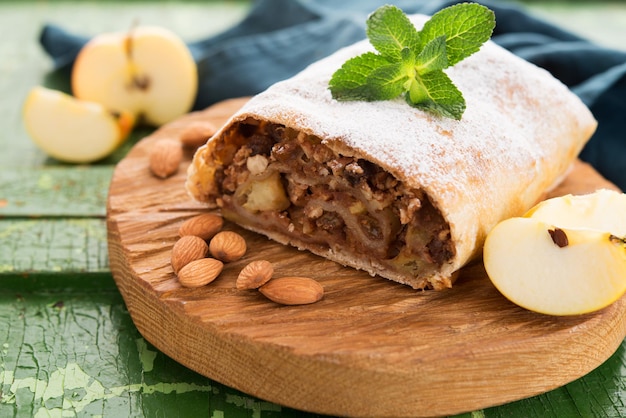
[107,97,626,418]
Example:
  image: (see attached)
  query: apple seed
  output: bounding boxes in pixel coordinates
[548,228,568,248]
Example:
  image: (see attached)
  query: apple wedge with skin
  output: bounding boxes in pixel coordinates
[23,86,135,163]
[72,26,198,127]
[525,189,626,236]
[484,217,626,316]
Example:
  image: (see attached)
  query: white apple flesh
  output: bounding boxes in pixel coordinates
[525,189,626,236]
[23,86,134,163]
[72,26,197,126]
[484,217,626,316]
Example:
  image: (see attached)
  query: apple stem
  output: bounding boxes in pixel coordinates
[123,21,150,92]
[124,32,134,62]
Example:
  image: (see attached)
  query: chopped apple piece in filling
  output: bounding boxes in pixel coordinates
[239,170,290,212]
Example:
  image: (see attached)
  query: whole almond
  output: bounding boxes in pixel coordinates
[179,120,217,149]
[179,213,223,240]
[237,260,274,290]
[177,258,224,288]
[150,138,183,178]
[171,235,209,274]
[209,231,247,262]
[259,276,324,305]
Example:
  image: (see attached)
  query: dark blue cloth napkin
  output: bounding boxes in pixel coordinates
[39,0,626,190]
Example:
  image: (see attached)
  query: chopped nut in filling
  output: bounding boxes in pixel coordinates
[210,119,456,283]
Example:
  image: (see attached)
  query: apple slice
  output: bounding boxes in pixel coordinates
[23,86,135,163]
[71,25,197,126]
[525,189,626,236]
[483,217,626,316]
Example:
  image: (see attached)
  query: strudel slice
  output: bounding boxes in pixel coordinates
[186,15,596,290]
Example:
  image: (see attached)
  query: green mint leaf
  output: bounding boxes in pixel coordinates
[419,3,495,67]
[365,62,410,101]
[329,52,391,100]
[406,71,466,120]
[415,35,448,74]
[329,2,495,120]
[366,4,420,61]
[400,46,415,64]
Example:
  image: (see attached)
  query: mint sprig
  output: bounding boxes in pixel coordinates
[328,3,495,120]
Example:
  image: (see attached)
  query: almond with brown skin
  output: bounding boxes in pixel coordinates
[259,276,324,305]
[237,260,274,290]
[209,231,247,262]
[149,138,183,178]
[179,120,217,149]
[177,258,224,288]
[178,213,224,241]
[171,235,209,274]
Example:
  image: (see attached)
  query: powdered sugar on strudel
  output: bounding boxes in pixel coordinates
[186,14,596,290]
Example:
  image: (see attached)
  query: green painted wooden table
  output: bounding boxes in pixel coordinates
[1,1,626,417]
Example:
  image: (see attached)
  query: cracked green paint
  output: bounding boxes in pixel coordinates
[0,219,108,274]
[0,168,113,218]
[0,289,320,418]
[1,363,213,417]
[36,173,55,191]
[1,355,293,418]
[136,338,157,373]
